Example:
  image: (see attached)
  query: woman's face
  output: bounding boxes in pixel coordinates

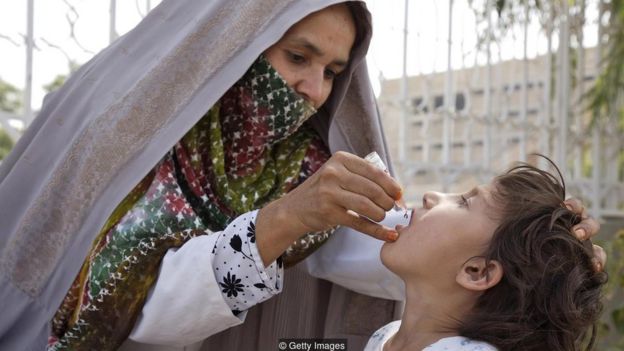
[381,184,500,287]
[264,4,356,109]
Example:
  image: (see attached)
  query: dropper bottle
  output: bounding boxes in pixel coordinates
[364,152,408,219]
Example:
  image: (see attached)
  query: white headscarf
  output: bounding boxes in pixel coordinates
[0,0,392,348]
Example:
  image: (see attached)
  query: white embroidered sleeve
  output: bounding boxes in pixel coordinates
[211,210,284,316]
[128,210,283,347]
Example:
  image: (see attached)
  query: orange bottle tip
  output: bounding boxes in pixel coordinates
[395,189,403,201]
[386,231,399,242]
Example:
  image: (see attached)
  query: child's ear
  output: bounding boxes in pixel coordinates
[456,256,503,291]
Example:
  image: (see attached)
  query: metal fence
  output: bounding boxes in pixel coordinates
[1,0,622,218]
[0,0,159,142]
[378,0,623,219]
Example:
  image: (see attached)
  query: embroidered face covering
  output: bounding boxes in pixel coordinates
[48,55,333,350]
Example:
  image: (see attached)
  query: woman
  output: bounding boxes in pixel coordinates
[364,160,607,350]
[0,1,402,350]
[0,1,602,351]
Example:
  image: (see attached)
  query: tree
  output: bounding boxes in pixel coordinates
[0,78,22,113]
[471,1,624,348]
[0,127,14,161]
[0,78,21,161]
[43,61,80,94]
[588,0,624,127]
[43,74,67,94]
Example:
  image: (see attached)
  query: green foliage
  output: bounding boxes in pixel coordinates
[0,127,14,161]
[620,151,624,181]
[43,74,67,94]
[0,78,22,113]
[469,0,543,49]
[470,1,624,348]
[44,61,79,94]
[0,78,20,160]
[614,307,624,334]
[587,0,624,129]
[596,229,624,349]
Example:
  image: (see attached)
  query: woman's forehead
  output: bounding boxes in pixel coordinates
[286,4,355,41]
[295,3,354,27]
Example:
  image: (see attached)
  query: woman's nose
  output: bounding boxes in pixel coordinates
[295,71,326,108]
[422,191,440,209]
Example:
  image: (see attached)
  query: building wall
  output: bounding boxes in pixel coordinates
[377,48,609,209]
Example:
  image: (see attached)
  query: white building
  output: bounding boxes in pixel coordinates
[378,47,623,219]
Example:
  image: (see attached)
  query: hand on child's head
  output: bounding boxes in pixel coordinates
[592,244,607,272]
[563,197,605,272]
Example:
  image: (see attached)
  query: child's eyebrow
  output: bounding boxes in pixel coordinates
[466,187,480,199]
[469,185,497,210]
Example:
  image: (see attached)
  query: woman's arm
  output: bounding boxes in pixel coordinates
[129,151,403,346]
[255,151,403,266]
[129,210,282,346]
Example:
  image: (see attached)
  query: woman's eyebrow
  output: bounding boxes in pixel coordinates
[288,36,349,68]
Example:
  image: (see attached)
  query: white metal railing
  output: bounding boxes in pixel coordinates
[0,0,158,132]
[383,0,623,219]
[2,0,622,218]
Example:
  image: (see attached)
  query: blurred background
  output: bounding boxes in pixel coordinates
[0,1,622,348]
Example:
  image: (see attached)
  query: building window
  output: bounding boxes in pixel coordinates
[411,97,428,113]
[411,93,466,112]
[434,93,465,111]
[434,95,444,109]
[455,93,466,111]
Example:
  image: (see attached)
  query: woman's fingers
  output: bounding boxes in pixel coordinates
[316,152,400,214]
[338,174,396,212]
[335,151,402,201]
[336,190,388,223]
[565,197,587,217]
[279,151,402,238]
[592,244,607,272]
[564,197,600,240]
[563,198,606,273]
[572,217,601,241]
[341,210,398,242]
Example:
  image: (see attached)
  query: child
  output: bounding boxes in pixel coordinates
[365,160,607,351]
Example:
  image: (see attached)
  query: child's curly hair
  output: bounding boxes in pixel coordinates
[458,158,607,350]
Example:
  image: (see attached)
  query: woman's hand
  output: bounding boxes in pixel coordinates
[564,197,607,272]
[255,151,402,265]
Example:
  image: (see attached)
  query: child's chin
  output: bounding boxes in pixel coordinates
[379,245,395,269]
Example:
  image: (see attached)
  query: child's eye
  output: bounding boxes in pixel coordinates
[458,195,469,208]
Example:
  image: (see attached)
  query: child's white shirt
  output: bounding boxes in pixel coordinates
[365,321,499,351]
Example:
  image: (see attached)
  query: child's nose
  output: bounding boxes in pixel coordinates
[422,191,440,209]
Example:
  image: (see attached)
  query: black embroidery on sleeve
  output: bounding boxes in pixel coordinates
[219,272,244,298]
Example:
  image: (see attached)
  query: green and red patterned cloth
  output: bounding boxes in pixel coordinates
[48,55,331,350]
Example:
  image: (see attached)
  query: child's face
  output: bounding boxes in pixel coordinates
[381,183,500,287]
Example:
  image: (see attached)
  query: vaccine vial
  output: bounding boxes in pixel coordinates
[364,152,408,218]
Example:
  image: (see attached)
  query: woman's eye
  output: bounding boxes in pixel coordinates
[324,68,337,80]
[287,51,305,64]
